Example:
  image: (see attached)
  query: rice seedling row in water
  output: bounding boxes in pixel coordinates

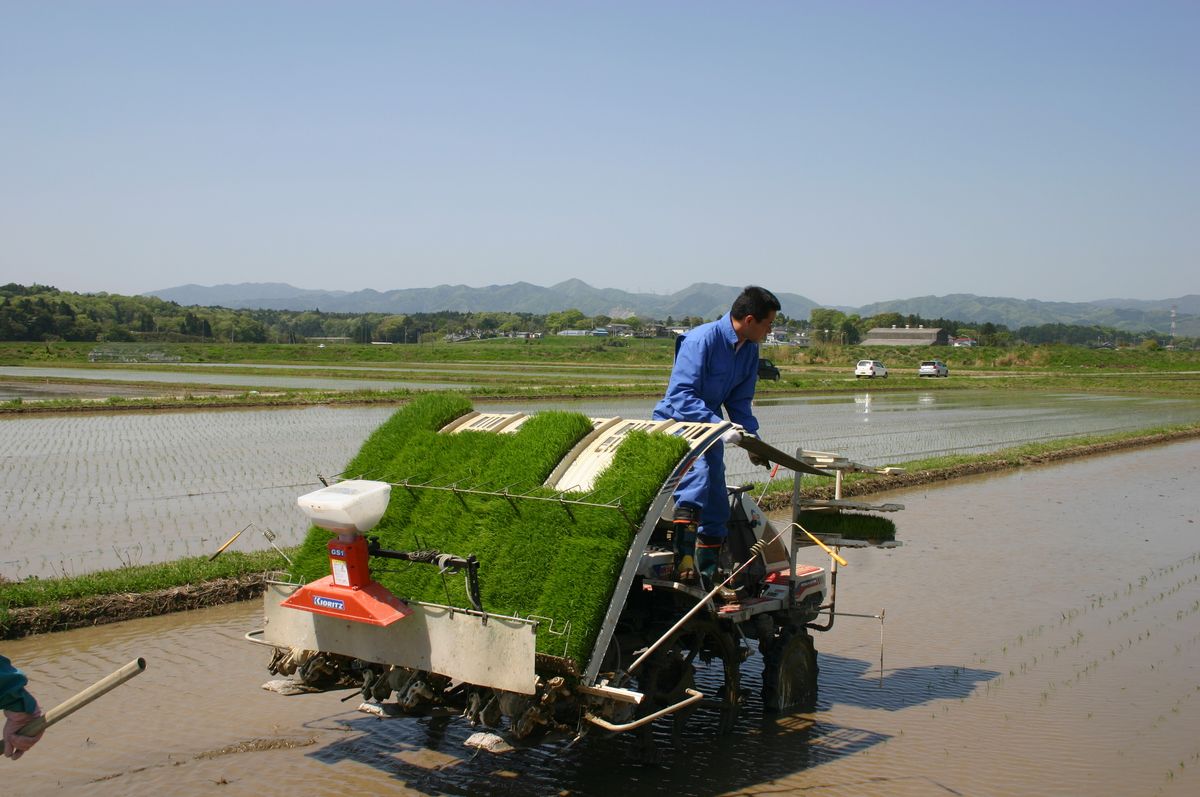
[897,551,1200,791]
[0,407,394,580]
[971,553,1200,703]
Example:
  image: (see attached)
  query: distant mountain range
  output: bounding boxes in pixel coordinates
[148,280,822,324]
[846,294,1200,337]
[146,281,1199,336]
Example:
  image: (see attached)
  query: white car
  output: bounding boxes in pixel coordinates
[855,359,888,379]
[918,360,949,377]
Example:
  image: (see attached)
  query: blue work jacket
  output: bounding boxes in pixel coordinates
[653,313,760,434]
[1,654,37,713]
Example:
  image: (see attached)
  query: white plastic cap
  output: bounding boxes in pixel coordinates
[297,479,392,532]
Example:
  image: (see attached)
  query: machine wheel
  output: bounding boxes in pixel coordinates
[636,613,741,742]
[761,630,817,713]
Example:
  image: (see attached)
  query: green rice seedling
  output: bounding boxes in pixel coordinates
[340,392,473,480]
[533,430,689,663]
[796,509,897,542]
[289,395,689,667]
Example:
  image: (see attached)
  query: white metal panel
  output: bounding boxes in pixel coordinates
[581,420,731,682]
[547,418,680,493]
[263,583,539,694]
[448,412,527,434]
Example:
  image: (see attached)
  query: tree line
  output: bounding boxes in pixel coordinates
[802,308,1171,348]
[0,283,1179,348]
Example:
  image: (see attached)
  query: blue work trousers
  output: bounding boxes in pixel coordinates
[674,441,730,540]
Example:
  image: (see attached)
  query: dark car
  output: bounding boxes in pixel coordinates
[758,357,781,381]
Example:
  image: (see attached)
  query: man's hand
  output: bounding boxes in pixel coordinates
[715,427,744,444]
[3,707,44,760]
[721,426,744,446]
[743,433,771,468]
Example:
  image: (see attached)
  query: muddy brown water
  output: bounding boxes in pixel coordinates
[4,439,1198,796]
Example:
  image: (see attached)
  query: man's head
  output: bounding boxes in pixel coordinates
[730,285,780,344]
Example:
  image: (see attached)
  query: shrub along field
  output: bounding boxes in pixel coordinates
[289,393,690,668]
[0,337,679,367]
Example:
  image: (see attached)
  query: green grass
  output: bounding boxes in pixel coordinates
[771,342,1200,372]
[0,549,288,617]
[0,337,680,367]
[289,393,690,667]
[6,339,1199,372]
[3,366,1196,419]
[3,338,1198,417]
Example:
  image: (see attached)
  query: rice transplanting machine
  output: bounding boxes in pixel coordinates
[248,409,902,754]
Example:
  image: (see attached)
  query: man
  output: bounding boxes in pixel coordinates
[652,285,780,587]
[2,654,43,760]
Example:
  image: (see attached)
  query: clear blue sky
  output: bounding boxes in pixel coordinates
[2,1,1196,306]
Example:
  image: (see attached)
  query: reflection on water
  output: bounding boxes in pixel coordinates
[4,440,1199,796]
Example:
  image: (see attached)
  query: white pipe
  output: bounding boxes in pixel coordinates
[584,689,703,732]
[19,658,146,737]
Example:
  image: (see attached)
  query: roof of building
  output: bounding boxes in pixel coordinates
[860,326,945,346]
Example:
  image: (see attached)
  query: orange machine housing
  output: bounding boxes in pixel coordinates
[280,535,410,626]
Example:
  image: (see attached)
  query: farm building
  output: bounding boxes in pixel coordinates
[860,325,947,346]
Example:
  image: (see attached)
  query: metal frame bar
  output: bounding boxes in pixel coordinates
[581,420,731,683]
[584,688,703,732]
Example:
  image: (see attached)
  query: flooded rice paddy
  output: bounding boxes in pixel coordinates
[174,361,662,380]
[0,379,217,402]
[0,365,468,393]
[4,439,1198,796]
[3,391,1200,579]
[488,391,1200,468]
[0,360,664,398]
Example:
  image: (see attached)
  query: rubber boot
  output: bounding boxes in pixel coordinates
[672,505,700,584]
[695,534,723,591]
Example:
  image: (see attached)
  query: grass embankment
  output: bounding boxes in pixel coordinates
[3,364,1198,417]
[5,338,1197,372]
[4,419,1198,641]
[0,550,286,638]
[0,382,664,415]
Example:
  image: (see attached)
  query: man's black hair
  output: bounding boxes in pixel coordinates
[730,286,781,320]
